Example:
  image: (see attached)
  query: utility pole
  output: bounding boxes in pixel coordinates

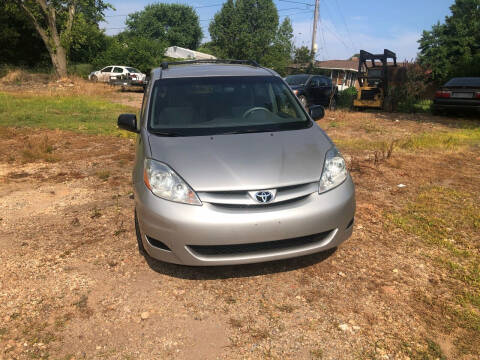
[311,0,319,63]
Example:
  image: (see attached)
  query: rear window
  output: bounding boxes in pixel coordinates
[445,77,480,87]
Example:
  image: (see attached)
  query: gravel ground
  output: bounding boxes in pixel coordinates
[0,106,479,359]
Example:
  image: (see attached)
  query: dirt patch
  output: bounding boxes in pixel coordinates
[0,110,479,359]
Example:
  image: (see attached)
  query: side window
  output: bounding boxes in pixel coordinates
[318,77,329,86]
[113,67,123,73]
[102,67,112,73]
[310,77,320,88]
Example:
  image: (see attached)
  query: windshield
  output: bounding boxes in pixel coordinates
[148,76,310,136]
[285,74,310,86]
[126,67,141,73]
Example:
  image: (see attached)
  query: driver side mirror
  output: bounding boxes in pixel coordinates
[309,105,325,121]
[118,114,138,133]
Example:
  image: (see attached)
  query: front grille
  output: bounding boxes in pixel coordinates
[197,182,318,207]
[361,89,380,100]
[187,230,333,257]
[211,195,309,209]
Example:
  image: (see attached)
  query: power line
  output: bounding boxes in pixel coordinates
[322,20,354,53]
[324,0,356,52]
[280,9,312,17]
[278,6,311,12]
[277,0,314,6]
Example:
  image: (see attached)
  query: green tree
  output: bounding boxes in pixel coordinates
[293,46,312,64]
[418,0,480,82]
[69,13,108,64]
[209,0,279,62]
[93,36,166,74]
[196,42,221,57]
[0,2,49,67]
[125,3,202,50]
[261,18,294,75]
[12,0,111,77]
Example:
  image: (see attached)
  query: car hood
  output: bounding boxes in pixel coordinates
[147,125,332,191]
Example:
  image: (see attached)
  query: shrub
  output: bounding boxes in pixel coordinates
[389,62,430,113]
[68,63,95,78]
[337,86,358,108]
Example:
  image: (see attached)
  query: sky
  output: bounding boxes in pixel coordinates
[100,0,455,61]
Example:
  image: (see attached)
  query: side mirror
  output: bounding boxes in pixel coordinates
[118,114,138,133]
[309,105,325,121]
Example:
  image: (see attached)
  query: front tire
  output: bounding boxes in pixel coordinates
[329,97,337,111]
[91,75,98,83]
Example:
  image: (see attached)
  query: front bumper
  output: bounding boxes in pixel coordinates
[135,177,355,266]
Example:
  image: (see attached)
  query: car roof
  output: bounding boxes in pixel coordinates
[151,63,276,80]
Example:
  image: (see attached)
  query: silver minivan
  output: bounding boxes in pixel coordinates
[118,60,355,266]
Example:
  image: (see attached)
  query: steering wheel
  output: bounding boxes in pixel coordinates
[242,107,270,118]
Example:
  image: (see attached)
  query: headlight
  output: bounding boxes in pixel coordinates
[319,148,348,193]
[143,159,202,205]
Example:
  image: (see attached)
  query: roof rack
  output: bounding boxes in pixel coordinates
[160,59,260,70]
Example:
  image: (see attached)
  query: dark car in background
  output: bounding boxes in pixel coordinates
[432,77,480,115]
[285,74,338,110]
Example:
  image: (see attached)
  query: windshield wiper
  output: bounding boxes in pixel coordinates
[149,130,183,137]
[217,128,279,135]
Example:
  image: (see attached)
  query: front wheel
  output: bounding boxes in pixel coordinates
[329,97,337,111]
[91,75,98,83]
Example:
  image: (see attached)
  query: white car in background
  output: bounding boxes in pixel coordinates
[88,65,146,85]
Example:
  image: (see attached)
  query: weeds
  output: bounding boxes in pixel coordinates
[310,348,323,359]
[90,207,102,219]
[21,135,57,163]
[373,140,396,165]
[96,170,110,181]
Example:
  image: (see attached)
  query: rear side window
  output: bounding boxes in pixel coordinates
[445,77,480,87]
[113,67,124,73]
[102,67,112,73]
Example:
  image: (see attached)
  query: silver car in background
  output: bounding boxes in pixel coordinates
[118,60,355,266]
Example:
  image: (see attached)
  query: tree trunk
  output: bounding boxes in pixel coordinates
[48,28,68,78]
[19,0,71,78]
[47,45,68,78]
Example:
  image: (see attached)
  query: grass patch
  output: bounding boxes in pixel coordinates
[335,127,480,153]
[0,92,137,137]
[388,185,480,356]
[388,186,479,253]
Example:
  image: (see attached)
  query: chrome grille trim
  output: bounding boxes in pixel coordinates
[197,182,318,205]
